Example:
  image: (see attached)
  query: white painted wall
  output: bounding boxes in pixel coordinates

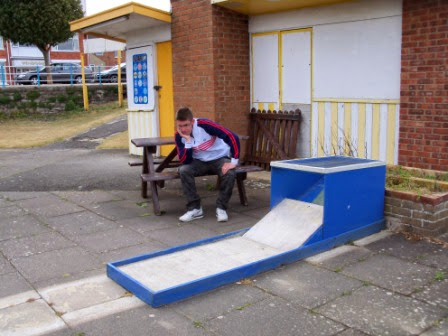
[125,24,171,49]
[249,0,402,33]
[249,0,402,101]
[84,39,125,53]
[313,16,402,99]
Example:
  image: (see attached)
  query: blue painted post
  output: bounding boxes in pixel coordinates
[0,65,5,88]
[70,64,73,86]
[36,65,41,87]
[98,65,102,85]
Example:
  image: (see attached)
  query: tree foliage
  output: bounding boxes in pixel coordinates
[0,0,83,49]
[0,0,83,81]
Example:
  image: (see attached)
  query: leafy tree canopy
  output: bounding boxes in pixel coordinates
[0,0,83,51]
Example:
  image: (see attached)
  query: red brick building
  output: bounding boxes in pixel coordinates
[170,0,447,171]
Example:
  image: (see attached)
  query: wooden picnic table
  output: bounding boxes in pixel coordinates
[131,136,263,216]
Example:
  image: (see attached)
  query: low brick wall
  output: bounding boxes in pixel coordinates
[385,189,448,237]
[0,84,126,118]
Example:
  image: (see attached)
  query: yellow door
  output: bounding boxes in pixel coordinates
[157,41,175,156]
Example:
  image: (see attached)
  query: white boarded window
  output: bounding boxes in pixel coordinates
[282,30,311,104]
[252,33,278,103]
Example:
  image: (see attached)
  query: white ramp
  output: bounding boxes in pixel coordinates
[118,199,323,293]
[243,199,323,250]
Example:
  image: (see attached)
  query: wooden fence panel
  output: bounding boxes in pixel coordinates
[245,108,302,170]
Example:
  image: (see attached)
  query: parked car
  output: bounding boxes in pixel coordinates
[96,63,126,83]
[15,63,94,85]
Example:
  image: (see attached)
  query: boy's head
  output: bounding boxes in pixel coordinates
[176,107,193,121]
[176,107,194,136]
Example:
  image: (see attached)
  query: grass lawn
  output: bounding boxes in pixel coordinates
[97,130,129,149]
[0,103,127,148]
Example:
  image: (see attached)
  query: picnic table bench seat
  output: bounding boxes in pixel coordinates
[140,164,263,208]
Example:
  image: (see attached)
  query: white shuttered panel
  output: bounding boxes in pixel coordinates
[282,31,311,104]
[252,34,279,106]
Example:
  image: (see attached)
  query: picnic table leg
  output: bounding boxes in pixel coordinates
[236,173,248,206]
[150,181,162,215]
[141,147,149,198]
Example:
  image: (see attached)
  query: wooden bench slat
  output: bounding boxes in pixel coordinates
[141,172,179,182]
[141,165,263,183]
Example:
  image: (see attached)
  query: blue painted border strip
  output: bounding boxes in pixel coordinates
[107,220,384,307]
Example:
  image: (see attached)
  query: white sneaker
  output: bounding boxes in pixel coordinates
[216,208,228,222]
[179,208,204,222]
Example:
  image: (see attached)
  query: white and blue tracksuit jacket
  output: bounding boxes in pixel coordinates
[175,118,240,165]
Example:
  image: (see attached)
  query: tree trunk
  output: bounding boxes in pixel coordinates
[38,45,53,84]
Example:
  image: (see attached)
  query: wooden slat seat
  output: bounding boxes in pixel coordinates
[140,165,265,210]
[141,172,179,182]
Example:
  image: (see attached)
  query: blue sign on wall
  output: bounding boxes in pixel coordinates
[132,53,149,105]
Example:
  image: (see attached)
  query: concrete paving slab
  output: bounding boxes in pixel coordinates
[10,246,101,284]
[69,305,211,336]
[0,206,27,220]
[342,254,437,295]
[0,290,40,310]
[0,198,12,208]
[172,282,269,322]
[0,254,14,275]
[52,190,122,206]
[0,232,76,259]
[72,227,146,253]
[117,214,181,233]
[317,286,446,336]
[83,200,153,221]
[0,192,43,201]
[254,262,362,309]
[39,274,127,314]
[306,245,373,271]
[34,268,105,290]
[212,218,258,235]
[0,272,34,299]
[353,230,393,246]
[97,241,167,265]
[206,296,345,336]
[420,319,448,336]
[413,279,448,309]
[62,296,145,328]
[143,223,218,247]
[196,210,259,234]
[365,233,448,269]
[44,211,118,237]
[107,190,147,202]
[0,299,65,336]
[0,215,50,242]
[336,329,370,336]
[237,206,271,219]
[15,194,84,218]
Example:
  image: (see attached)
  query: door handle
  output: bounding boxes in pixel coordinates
[153,85,162,91]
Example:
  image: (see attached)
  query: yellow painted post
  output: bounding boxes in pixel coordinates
[80,52,89,111]
[117,50,123,107]
[331,102,338,155]
[317,102,324,156]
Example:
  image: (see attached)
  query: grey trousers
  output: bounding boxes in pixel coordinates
[178,157,236,211]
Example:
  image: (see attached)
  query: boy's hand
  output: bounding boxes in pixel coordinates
[177,126,191,143]
[222,162,236,175]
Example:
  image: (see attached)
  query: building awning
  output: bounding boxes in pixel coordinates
[70,2,171,43]
[211,0,351,15]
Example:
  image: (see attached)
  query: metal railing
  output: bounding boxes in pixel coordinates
[0,64,126,88]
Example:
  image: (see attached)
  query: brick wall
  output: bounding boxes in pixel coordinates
[399,0,448,171]
[385,191,448,237]
[171,0,250,137]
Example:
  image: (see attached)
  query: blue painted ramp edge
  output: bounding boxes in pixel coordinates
[107,220,385,307]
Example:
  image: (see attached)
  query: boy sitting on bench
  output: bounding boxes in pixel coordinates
[175,107,240,222]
